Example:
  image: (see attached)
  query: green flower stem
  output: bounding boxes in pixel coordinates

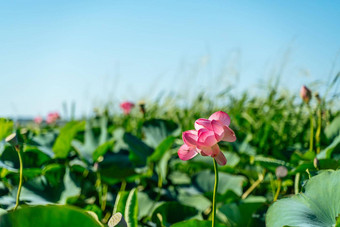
[212,159,218,227]
[315,105,322,154]
[14,146,23,210]
[294,172,300,194]
[308,105,314,153]
[155,165,163,202]
[241,173,264,199]
[101,184,108,211]
[95,172,103,209]
[273,179,282,202]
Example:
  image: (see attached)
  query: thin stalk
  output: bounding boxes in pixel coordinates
[315,105,322,154]
[306,168,311,179]
[241,173,264,199]
[155,165,163,202]
[14,146,23,210]
[212,159,218,227]
[101,184,108,211]
[294,173,300,194]
[308,105,314,153]
[273,179,282,202]
[96,172,103,209]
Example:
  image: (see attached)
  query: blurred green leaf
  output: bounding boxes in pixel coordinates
[325,115,340,139]
[58,168,81,204]
[318,159,339,169]
[0,145,19,170]
[142,119,180,148]
[219,196,266,227]
[172,219,225,227]
[113,188,138,227]
[53,121,85,159]
[17,166,80,205]
[73,118,109,163]
[148,136,175,163]
[113,191,129,215]
[23,146,51,168]
[168,171,191,185]
[98,153,136,180]
[124,133,153,167]
[0,118,13,141]
[289,162,314,175]
[194,170,246,196]
[254,156,292,172]
[31,132,58,149]
[151,201,198,226]
[92,139,114,162]
[317,134,340,159]
[0,205,102,227]
[137,191,155,219]
[124,188,138,227]
[177,187,211,212]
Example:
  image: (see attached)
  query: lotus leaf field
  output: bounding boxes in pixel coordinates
[0,83,339,227]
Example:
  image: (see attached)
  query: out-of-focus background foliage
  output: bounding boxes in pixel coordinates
[1,1,340,227]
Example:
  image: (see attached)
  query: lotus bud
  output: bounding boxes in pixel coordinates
[300,85,312,104]
[275,166,288,179]
[120,101,135,115]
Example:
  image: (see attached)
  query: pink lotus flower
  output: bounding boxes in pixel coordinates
[34,116,43,124]
[46,112,60,124]
[120,101,135,115]
[178,111,236,165]
[300,85,312,104]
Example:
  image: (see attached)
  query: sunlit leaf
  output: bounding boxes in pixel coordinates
[148,136,175,163]
[194,170,246,196]
[53,121,85,158]
[142,119,180,148]
[0,205,102,227]
[0,118,13,142]
[266,170,340,227]
[171,219,225,227]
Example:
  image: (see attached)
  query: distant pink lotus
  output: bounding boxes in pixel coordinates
[178,111,236,165]
[34,116,43,124]
[120,101,135,115]
[46,112,60,124]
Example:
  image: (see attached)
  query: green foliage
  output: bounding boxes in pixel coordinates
[194,170,247,196]
[53,121,85,158]
[0,118,13,141]
[151,202,198,226]
[0,82,339,226]
[0,205,102,227]
[266,170,340,227]
[219,196,266,227]
[113,188,138,227]
[148,136,176,163]
[142,119,180,148]
[172,219,225,227]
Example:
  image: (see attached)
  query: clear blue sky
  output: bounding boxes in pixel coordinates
[1,1,339,118]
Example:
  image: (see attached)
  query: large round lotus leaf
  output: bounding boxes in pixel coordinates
[266,170,340,227]
[0,205,102,227]
[171,219,226,227]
